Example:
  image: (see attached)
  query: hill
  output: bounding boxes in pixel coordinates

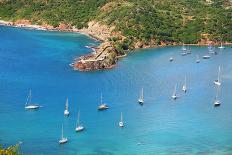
[0,0,232,71]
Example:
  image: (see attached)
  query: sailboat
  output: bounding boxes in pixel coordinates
[196,55,200,63]
[218,42,225,49]
[187,46,191,54]
[171,84,178,100]
[98,93,109,111]
[119,112,124,127]
[75,110,84,132]
[169,57,174,62]
[181,44,187,56]
[214,66,221,86]
[25,90,40,110]
[214,86,221,107]
[64,98,70,116]
[59,124,68,144]
[203,54,211,59]
[208,44,217,55]
[182,76,187,92]
[138,88,144,105]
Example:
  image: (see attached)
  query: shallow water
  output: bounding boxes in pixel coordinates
[0,26,232,155]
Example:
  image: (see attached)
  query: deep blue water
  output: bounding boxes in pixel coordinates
[0,25,232,155]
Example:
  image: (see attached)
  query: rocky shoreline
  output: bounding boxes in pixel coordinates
[1,19,231,72]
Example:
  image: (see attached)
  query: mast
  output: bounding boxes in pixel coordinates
[65,98,69,110]
[77,110,80,127]
[120,112,123,122]
[101,93,103,105]
[218,66,221,83]
[61,124,64,139]
[25,90,30,106]
[215,86,220,101]
[141,88,144,100]
[173,84,177,96]
[184,76,187,87]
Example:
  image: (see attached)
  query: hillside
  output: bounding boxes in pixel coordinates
[0,0,232,71]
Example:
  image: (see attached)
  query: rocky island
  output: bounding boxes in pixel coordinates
[0,0,232,71]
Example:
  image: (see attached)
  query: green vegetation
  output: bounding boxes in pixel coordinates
[0,0,231,46]
[0,144,23,155]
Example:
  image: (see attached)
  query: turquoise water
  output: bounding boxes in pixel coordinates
[0,25,232,155]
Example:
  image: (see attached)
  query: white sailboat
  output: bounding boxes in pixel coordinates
[196,55,200,63]
[169,57,174,62]
[214,66,221,86]
[64,98,70,116]
[25,90,40,110]
[59,124,68,144]
[119,112,124,127]
[138,88,144,105]
[182,76,187,93]
[181,44,187,56]
[172,84,178,100]
[214,86,221,107]
[98,93,109,110]
[218,42,225,49]
[75,110,84,132]
[203,55,211,59]
[187,46,191,54]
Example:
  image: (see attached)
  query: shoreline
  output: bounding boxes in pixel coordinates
[1,19,232,47]
[1,19,231,72]
[1,20,231,47]
[0,20,101,42]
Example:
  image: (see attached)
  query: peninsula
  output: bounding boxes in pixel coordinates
[0,0,231,71]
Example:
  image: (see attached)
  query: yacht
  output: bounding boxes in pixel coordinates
[214,66,221,86]
[187,46,191,54]
[98,93,109,111]
[169,57,174,62]
[214,86,221,107]
[181,44,187,56]
[182,76,187,93]
[203,55,211,59]
[172,84,178,100]
[25,90,40,110]
[119,112,124,127]
[218,42,225,49]
[64,98,70,116]
[59,124,68,144]
[196,55,200,63]
[75,110,84,132]
[138,88,144,105]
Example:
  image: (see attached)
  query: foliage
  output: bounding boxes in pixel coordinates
[0,144,23,155]
[0,0,231,45]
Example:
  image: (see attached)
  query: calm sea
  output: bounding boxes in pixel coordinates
[0,25,232,155]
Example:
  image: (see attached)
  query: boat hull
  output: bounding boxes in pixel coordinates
[59,138,68,144]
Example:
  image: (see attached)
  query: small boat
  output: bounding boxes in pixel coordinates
[182,76,187,93]
[181,44,187,56]
[171,84,178,100]
[196,55,200,63]
[119,112,124,128]
[138,88,144,105]
[64,98,70,116]
[203,55,211,59]
[214,86,221,107]
[25,90,40,110]
[187,46,191,54]
[59,124,68,144]
[169,57,174,62]
[98,93,109,111]
[214,66,221,86]
[218,42,225,49]
[75,110,84,132]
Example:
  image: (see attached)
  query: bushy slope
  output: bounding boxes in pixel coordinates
[0,0,231,45]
